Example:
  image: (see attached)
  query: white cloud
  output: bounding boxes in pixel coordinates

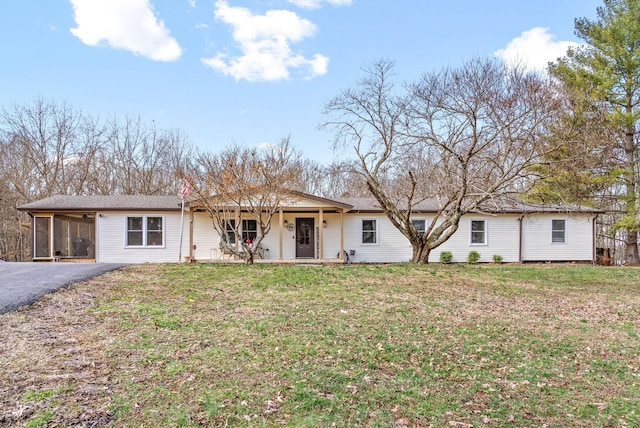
[495,27,579,73]
[69,0,182,62]
[201,0,329,81]
[287,0,352,9]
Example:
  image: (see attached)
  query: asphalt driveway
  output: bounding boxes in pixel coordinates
[0,262,126,315]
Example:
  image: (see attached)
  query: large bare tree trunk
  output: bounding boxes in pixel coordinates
[412,244,431,264]
[624,128,639,264]
[323,58,561,263]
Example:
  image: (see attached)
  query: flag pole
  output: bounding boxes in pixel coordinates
[179,197,185,262]
[178,176,190,262]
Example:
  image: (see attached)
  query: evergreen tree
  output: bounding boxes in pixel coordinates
[550,0,640,264]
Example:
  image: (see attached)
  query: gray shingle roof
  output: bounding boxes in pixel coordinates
[18,195,183,212]
[18,194,603,215]
[335,196,603,214]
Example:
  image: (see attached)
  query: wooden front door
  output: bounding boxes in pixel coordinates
[296,218,315,258]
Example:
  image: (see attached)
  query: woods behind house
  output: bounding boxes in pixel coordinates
[3,0,640,263]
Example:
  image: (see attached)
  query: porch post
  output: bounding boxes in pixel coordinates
[279,209,284,261]
[340,209,344,262]
[235,207,241,253]
[319,208,324,260]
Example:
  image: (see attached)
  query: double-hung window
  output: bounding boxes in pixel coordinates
[411,219,426,235]
[470,220,486,245]
[242,219,257,243]
[224,220,236,244]
[552,219,566,243]
[362,219,377,244]
[126,216,164,247]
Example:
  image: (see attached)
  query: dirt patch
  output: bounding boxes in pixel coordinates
[0,274,119,427]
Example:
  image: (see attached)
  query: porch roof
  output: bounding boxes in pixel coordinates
[17,195,183,212]
[187,190,354,212]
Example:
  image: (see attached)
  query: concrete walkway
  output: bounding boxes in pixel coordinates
[0,262,126,315]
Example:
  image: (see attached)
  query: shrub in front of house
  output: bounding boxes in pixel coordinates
[467,250,480,264]
[493,254,503,264]
[440,251,453,264]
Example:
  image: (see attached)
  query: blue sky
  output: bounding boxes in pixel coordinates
[1,0,602,165]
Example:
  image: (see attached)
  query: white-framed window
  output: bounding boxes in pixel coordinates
[552,219,566,243]
[242,219,257,243]
[224,220,236,244]
[470,220,486,245]
[411,219,426,235]
[126,215,164,247]
[362,219,378,244]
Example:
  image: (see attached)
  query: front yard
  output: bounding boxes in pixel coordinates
[1,263,639,427]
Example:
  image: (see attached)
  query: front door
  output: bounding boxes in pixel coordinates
[296,218,315,258]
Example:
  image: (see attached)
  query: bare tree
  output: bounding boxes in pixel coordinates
[0,99,104,260]
[0,98,96,199]
[0,99,196,260]
[189,137,301,264]
[323,58,563,263]
[102,117,193,195]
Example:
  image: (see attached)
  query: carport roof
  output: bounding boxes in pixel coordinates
[18,195,183,212]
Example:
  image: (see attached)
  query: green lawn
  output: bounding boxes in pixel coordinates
[1,263,639,427]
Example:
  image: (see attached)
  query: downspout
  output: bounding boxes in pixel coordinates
[279,209,284,261]
[319,208,324,260]
[189,209,194,261]
[340,209,345,262]
[95,212,99,263]
[592,215,598,265]
[518,214,524,263]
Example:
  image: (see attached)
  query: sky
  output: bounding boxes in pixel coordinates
[1,0,603,165]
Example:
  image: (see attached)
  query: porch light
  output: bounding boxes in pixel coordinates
[323,220,327,228]
[284,220,289,227]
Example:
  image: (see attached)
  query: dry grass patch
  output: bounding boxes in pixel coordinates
[1,263,639,427]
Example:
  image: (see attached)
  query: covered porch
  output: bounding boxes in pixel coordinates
[31,213,96,262]
[188,193,355,263]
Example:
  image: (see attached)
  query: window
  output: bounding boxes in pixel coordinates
[146,217,163,246]
[222,219,257,245]
[242,219,257,243]
[552,219,566,243]
[411,219,426,235]
[362,219,377,244]
[224,220,236,244]
[126,216,163,247]
[470,220,486,245]
[127,217,143,246]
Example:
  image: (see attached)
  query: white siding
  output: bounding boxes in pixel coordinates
[340,213,594,263]
[96,211,189,263]
[192,212,219,260]
[427,215,521,263]
[342,214,413,263]
[521,214,594,262]
[100,209,596,264]
[191,212,348,261]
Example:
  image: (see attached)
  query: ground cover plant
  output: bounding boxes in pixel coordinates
[1,263,639,427]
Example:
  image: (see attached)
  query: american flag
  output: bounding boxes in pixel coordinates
[180,176,191,199]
